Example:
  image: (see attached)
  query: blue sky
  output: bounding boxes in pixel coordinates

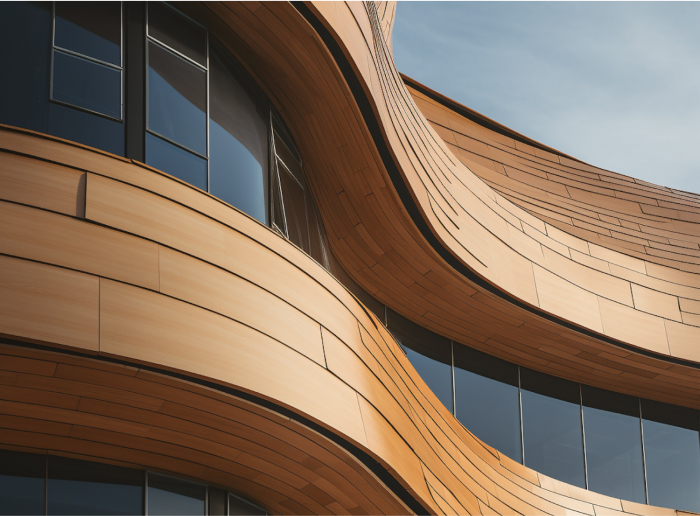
[392,2,700,194]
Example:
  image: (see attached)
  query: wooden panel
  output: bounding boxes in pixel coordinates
[0,255,98,351]
[0,200,159,290]
[85,173,226,266]
[158,246,325,366]
[98,279,367,448]
[533,265,604,334]
[0,150,85,217]
[598,299,670,355]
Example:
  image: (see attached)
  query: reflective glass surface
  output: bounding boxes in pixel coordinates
[0,449,45,515]
[209,43,268,223]
[146,132,207,190]
[582,386,645,503]
[278,161,309,252]
[0,1,51,132]
[148,41,206,155]
[147,474,206,516]
[521,368,585,488]
[229,494,266,515]
[47,456,142,515]
[642,399,700,511]
[454,345,521,463]
[147,2,206,66]
[388,309,453,413]
[55,2,121,65]
[48,102,124,156]
[53,51,121,119]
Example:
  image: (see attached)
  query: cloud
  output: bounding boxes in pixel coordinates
[393,2,700,193]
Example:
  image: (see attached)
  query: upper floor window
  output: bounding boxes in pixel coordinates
[0,1,329,269]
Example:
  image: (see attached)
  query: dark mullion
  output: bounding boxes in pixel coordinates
[125,2,145,162]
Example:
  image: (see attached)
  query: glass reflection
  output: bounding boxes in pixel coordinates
[521,368,585,488]
[229,493,266,515]
[454,345,521,463]
[146,132,207,190]
[582,386,645,503]
[0,449,45,516]
[53,51,121,119]
[387,309,453,413]
[48,102,124,156]
[277,161,309,252]
[642,399,700,511]
[209,42,268,223]
[147,2,206,67]
[147,41,206,155]
[147,474,206,516]
[0,1,51,133]
[54,2,121,65]
[47,456,142,515]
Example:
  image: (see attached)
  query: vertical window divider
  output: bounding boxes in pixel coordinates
[144,470,149,516]
[639,398,649,505]
[206,29,210,193]
[518,366,525,465]
[49,2,56,103]
[44,454,48,516]
[580,384,588,490]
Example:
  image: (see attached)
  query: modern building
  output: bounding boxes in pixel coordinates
[2,1,700,514]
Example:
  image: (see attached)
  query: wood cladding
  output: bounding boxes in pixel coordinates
[1,0,700,513]
[0,124,694,515]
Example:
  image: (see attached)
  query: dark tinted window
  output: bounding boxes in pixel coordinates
[642,399,700,511]
[582,386,645,503]
[388,309,453,413]
[521,368,585,488]
[0,1,51,132]
[147,2,206,66]
[209,42,268,223]
[277,160,309,252]
[0,450,45,515]
[48,102,124,155]
[229,493,266,515]
[146,132,207,189]
[54,2,121,65]
[47,456,142,515]
[454,345,521,462]
[52,51,121,119]
[147,41,206,155]
[147,474,206,516]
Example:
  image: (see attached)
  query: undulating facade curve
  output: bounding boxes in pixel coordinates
[1,1,700,515]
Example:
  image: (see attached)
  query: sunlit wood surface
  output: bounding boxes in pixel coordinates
[2,0,700,513]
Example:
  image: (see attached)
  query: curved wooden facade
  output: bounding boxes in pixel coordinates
[1,1,699,514]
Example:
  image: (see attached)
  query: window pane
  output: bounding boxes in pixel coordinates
[229,493,266,515]
[147,474,205,516]
[454,346,521,463]
[147,2,206,67]
[582,386,645,503]
[521,368,585,488]
[53,50,121,119]
[148,41,206,155]
[0,1,51,132]
[0,449,45,516]
[47,456,142,515]
[306,201,328,268]
[146,132,207,190]
[55,1,121,65]
[278,161,309,253]
[209,43,268,224]
[642,399,700,511]
[387,309,453,413]
[48,102,124,156]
